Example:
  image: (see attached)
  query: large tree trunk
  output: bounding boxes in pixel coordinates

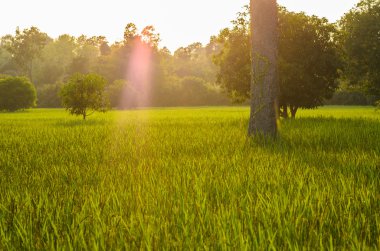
[248,0,279,136]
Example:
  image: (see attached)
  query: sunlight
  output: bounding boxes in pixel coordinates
[120,39,153,109]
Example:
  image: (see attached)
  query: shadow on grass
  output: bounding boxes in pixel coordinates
[55,119,108,127]
[248,117,380,154]
[0,109,34,114]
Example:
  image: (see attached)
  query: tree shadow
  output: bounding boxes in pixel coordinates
[55,119,108,127]
[248,117,380,154]
[246,117,380,179]
[0,109,34,114]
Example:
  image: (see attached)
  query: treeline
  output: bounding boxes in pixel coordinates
[0,25,229,108]
[0,0,379,113]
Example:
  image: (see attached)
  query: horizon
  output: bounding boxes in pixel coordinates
[1,0,360,52]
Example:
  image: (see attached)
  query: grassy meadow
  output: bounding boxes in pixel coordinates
[0,106,379,249]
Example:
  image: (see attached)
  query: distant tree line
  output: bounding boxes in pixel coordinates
[0,0,379,114]
[0,24,229,111]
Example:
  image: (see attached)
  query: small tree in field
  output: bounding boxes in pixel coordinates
[60,73,109,119]
[0,76,36,111]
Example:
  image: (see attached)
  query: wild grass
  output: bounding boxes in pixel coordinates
[0,106,379,250]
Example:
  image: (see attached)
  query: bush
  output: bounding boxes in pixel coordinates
[37,83,63,108]
[60,73,109,119]
[324,91,375,106]
[0,76,36,111]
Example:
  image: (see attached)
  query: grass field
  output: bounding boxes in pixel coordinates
[0,106,379,249]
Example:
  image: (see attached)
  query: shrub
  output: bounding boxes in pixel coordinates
[60,73,109,119]
[0,76,36,111]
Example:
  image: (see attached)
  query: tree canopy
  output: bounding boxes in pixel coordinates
[60,73,109,119]
[1,27,49,82]
[214,6,341,118]
[0,76,36,111]
[339,0,380,98]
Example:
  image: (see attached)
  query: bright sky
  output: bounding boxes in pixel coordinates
[0,0,359,52]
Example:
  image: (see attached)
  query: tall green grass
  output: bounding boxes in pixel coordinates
[0,107,379,249]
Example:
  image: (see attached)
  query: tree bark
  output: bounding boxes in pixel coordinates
[281,105,289,118]
[290,105,298,118]
[248,0,279,136]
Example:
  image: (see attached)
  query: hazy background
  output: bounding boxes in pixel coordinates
[1,0,359,51]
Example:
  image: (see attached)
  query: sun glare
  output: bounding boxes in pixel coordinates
[120,39,153,109]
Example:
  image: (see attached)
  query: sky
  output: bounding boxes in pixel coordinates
[0,0,360,52]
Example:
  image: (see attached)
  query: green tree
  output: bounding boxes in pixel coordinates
[60,73,109,119]
[37,83,63,108]
[0,45,17,75]
[339,0,380,98]
[107,79,128,108]
[1,27,49,82]
[68,35,100,75]
[278,10,340,118]
[124,23,138,45]
[33,34,76,86]
[0,76,36,111]
[214,6,340,118]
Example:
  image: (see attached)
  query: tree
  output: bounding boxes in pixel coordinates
[213,23,251,103]
[60,73,109,119]
[0,76,36,111]
[278,10,340,118]
[339,0,380,98]
[141,26,160,48]
[214,6,340,118]
[248,0,278,136]
[33,34,76,86]
[37,83,63,108]
[1,27,49,82]
[106,79,128,108]
[124,23,138,45]
[0,45,17,75]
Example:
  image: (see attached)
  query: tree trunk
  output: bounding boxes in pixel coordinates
[281,105,289,118]
[83,111,86,120]
[290,105,298,118]
[248,0,279,136]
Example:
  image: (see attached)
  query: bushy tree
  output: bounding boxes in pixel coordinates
[339,0,380,98]
[0,76,36,111]
[60,73,109,119]
[214,6,340,118]
[213,7,251,103]
[278,9,340,118]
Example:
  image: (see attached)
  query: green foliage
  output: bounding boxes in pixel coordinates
[107,79,128,108]
[0,46,17,75]
[0,24,229,107]
[213,6,251,103]
[37,83,63,108]
[339,0,380,97]
[0,76,36,111]
[0,107,379,249]
[213,7,341,117]
[123,23,138,44]
[33,35,76,85]
[278,9,341,117]
[60,73,109,119]
[1,27,49,81]
[325,90,376,106]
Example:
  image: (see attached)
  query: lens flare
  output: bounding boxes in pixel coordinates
[120,39,153,109]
